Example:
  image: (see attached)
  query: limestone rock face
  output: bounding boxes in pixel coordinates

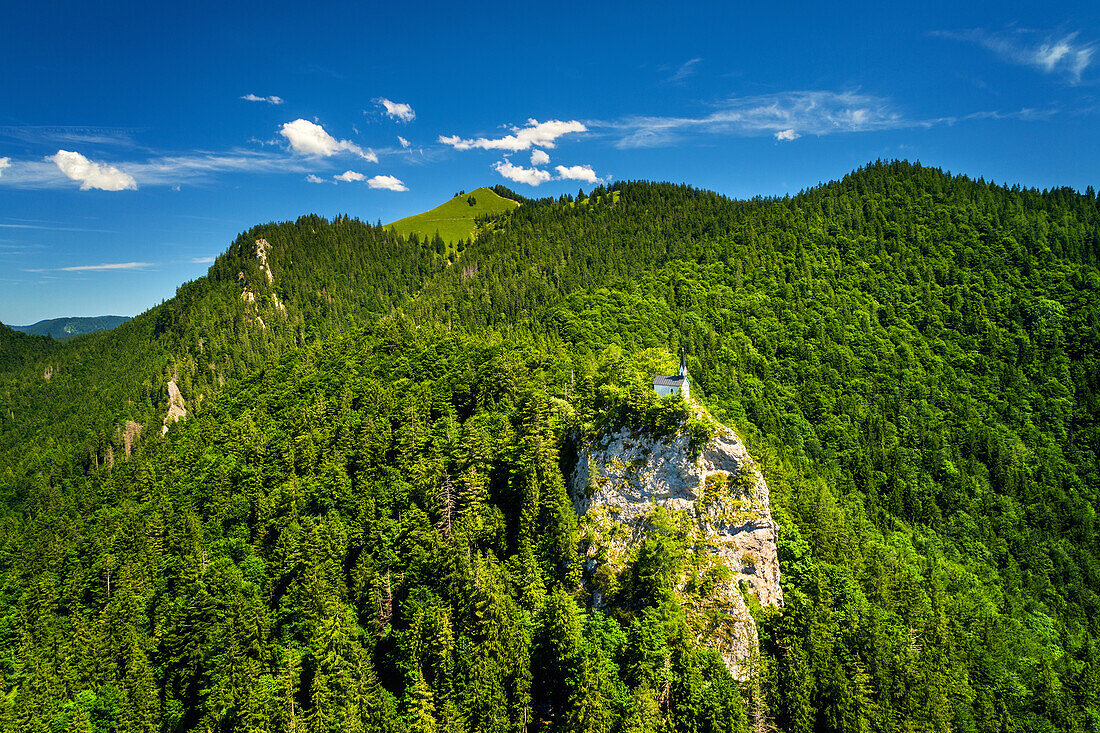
[237,239,281,328]
[569,421,782,678]
[162,379,188,435]
[254,238,274,284]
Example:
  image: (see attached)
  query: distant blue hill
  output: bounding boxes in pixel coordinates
[12,315,131,340]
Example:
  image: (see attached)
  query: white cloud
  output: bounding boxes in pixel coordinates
[334,170,367,182]
[555,164,601,183]
[305,174,327,184]
[0,125,139,148]
[58,262,150,271]
[190,256,215,264]
[241,93,284,104]
[493,159,552,186]
[610,91,913,148]
[530,149,550,165]
[934,28,1095,83]
[398,136,410,148]
[0,150,317,189]
[279,119,377,161]
[378,98,416,123]
[130,151,317,182]
[367,174,408,191]
[0,222,113,232]
[50,150,137,191]
[0,157,9,177]
[668,57,702,83]
[775,129,800,141]
[440,118,587,151]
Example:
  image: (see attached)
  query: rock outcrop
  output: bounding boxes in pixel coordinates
[162,379,187,434]
[237,239,282,328]
[570,416,781,679]
[254,238,274,284]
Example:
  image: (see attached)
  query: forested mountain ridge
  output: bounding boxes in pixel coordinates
[12,315,131,340]
[0,213,457,482]
[1,161,1099,732]
[0,323,57,373]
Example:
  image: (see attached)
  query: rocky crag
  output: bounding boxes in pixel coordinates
[569,414,781,679]
[162,379,187,434]
[238,238,285,329]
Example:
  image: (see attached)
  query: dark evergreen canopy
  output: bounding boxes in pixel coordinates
[0,161,1097,732]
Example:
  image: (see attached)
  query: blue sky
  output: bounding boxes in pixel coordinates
[1,0,1098,325]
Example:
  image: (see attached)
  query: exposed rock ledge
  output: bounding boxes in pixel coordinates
[162,379,187,435]
[254,238,274,284]
[569,418,781,679]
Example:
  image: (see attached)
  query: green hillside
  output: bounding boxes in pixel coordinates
[13,315,131,339]
[0,163,1099,732]
[0,322,57,371]
[0,216,447,481]
[385,186,519,245]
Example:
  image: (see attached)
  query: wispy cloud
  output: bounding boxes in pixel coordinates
[306,63,343,79]
[607,91,913,148]
[377,98,416,123]
[441,118,587,151]
[305,174,329,184]
[961,107,1058,122]
[51,150,137,191]
[279,119,377,161]
[934,28,1095,83]
[0,158,9,177]
[667,57,702,83]
[0,222,114,232]
[26,261,153,272]
[189,256,215,264]
[398,136,410,148]
[0,242,44,256]
[241,93,284,104]
[60,262,151,271]
[130,150,317,183]
[0,125,142,149]
[0,149,316,189]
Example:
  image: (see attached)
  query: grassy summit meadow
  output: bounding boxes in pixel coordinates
[386,186,519,245]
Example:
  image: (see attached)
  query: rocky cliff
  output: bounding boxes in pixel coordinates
[569,415,781,679]
[162,379,187,434]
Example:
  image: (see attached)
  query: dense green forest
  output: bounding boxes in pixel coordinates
[0,161,1098,732]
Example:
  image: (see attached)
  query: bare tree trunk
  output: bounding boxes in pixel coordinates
[752,674,768,733]
[438,471,455,541]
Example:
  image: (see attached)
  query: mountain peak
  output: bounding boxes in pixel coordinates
[385,185,519,245]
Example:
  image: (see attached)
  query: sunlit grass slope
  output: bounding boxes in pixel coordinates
[385,186,519,244]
